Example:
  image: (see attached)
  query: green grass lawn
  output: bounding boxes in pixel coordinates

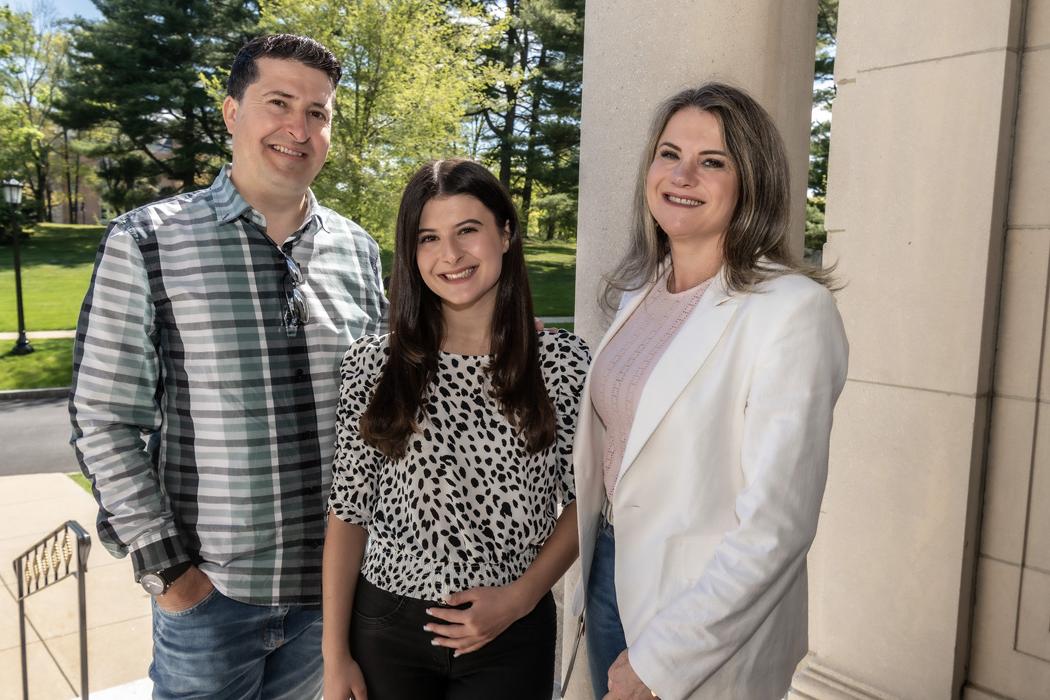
[68,471,92,495]
[523,238,576,317]
[0,229,575,390]
[0,338,74,390]
[0,224,575,331]
[0,223,104,332]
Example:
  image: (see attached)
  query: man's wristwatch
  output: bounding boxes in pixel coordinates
[140,561,193,596]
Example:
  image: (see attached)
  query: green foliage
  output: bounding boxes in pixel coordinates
[467,0,583,238]
[0,5,69,221]
[96,149,164,214]
[805,197,827,253]
[260,0,498,241]
[0,338,74,390]
[59,0,261,191]
[807,0,837,257]
[0,223,103,331]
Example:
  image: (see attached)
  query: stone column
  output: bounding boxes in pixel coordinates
[566,3,819,698]
[790,1,1026,698]
[965,2,1050,699]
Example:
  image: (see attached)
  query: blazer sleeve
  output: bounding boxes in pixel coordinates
[628,284,849,699]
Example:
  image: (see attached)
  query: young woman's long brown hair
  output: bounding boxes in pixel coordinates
[361,159,556,460]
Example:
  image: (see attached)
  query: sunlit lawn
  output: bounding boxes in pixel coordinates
[523,238,576,317]
[0,223,103,332]
[0,224,575,331]
[0,338,75,390]
[0,227,574,389]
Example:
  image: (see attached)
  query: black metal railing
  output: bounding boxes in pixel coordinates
[13,520,91,700]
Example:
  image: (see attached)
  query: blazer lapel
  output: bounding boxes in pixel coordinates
[615,273,740,486]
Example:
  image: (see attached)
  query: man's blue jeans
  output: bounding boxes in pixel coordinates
[149,587,322,700]
[585,520,628,698]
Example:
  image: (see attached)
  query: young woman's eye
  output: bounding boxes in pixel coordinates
[702,158,726,169]
[417,234,437,244]
[457,227,477,235]
[658,149,679,160]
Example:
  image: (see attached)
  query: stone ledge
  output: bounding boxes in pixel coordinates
[790,658,894,700]
[0,387,70,402]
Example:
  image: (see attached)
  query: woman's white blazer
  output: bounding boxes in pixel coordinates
[571,270,848,700]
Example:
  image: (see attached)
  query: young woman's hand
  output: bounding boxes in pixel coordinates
[423,583,532,655]
[322,648,368,700]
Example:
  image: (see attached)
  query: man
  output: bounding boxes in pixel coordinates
[69,34,386,699]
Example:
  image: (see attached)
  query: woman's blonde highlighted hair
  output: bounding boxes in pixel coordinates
[602,82,835,311]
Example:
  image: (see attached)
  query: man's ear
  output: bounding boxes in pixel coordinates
[222,96,238,134]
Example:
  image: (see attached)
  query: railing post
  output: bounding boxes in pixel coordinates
[12,520,92,700]
[16,557,27,700]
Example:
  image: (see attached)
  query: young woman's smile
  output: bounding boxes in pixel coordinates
[416,194,510,315]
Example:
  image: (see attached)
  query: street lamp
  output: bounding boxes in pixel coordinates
[2,178,33,355]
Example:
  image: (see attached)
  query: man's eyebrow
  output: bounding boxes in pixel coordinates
[261,90,331,111]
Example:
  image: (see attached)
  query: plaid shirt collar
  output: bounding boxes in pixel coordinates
[210,164,331,235]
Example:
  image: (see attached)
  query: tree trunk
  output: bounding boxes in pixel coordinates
[520,47,548,239]
[498,1,521,189]
[64,129,75,224]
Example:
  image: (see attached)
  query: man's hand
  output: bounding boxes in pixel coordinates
[424,584,532,656]
[603,649,657,700]
[322,647,368,700]
[155,565,214,613]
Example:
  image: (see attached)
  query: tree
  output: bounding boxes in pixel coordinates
[260,0,498,240]
[0,2,69,221]
[806,0,837,254]
[459,0,583,237]
[59,0,260,193]
[521,0,582,238]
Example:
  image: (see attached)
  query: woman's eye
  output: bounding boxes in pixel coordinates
[457,227,477,235]
[702,158,726,169]
[417,234,437,244]
[659,149,679,160]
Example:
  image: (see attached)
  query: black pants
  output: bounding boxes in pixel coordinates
[350,576,556,700]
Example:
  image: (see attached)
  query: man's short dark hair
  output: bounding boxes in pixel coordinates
[227,34,342,100]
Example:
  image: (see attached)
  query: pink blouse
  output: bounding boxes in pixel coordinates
[590,268,714,499]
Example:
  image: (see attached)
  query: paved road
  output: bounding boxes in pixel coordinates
[0,397,80,476]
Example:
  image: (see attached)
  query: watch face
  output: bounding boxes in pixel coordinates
[141,573,166,596]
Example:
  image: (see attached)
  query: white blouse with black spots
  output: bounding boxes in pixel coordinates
[328,329,590,601]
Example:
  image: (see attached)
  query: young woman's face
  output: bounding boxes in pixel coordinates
[415,194,510,315]
[645,107,739,246]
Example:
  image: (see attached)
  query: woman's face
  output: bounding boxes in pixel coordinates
[415,193,510,316]
[645,107,739,246]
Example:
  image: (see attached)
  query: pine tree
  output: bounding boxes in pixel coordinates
[58,0,260,193]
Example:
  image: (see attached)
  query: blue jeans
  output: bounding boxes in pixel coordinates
[149,587,322,700]
[585,520,628,697]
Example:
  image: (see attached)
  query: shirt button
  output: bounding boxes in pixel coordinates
[295,368,306,381]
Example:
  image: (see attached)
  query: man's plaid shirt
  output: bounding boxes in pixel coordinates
[69,167,387,605]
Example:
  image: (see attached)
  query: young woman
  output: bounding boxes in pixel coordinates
[570,83,849,700]
[322,159,589,700]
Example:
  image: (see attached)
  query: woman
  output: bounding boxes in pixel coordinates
[322,159,589,700]
[571,83,849,700]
